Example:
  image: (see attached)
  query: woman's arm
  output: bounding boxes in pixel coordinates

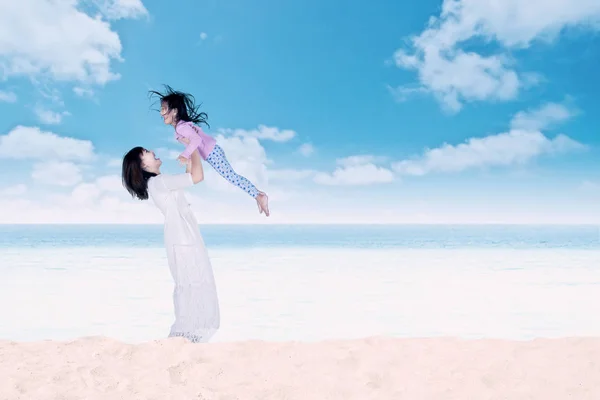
[188,148,204,184]
[158,147,202,191]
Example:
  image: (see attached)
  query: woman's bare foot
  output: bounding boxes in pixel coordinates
[256,192,269,216]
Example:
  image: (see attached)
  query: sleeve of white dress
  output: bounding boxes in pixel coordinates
[159,173,194,190]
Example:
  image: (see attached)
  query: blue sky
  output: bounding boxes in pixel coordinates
[0,0,599,223]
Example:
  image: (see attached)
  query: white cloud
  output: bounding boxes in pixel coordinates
[90,0,148,20]
[386,85,429,103]
[2,188,599,224]
[220,125,296,143]
[314,155,394,186]
[336,155,388,168]
[185,125,303,193]
[107,158,122,167]
[200,32,208,40]
[207,133,269,193]
[0,171,277,224]
[510,102,576,131]
[0,0,147,86]
[62,175,122,205]
[0,126,95,161]
[73,86,95,97]
[35,84,64,105]
[1,175,157,224]
[0,90,17,102]
[393,0,600,111]
[201,125,301,192]
[392,130,585,176]
[394,49,519,113]
[0,184,27,196]
[35,107,70,125]
[32,161,83,186]
[68,183,102,205]
[298,143,315,157]
[1,167,598,224]
[94,174,123,192]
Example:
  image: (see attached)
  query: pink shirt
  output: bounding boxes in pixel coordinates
[174,121,217,160]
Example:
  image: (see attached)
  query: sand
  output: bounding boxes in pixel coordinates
[1,336,598,399]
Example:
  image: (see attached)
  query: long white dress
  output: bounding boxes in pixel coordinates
[147,172,220,343]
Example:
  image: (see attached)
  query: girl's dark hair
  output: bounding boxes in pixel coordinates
[148,85,209,128]
[122,146,157,200]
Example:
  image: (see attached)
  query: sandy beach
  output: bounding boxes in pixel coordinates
[2,336,598,399]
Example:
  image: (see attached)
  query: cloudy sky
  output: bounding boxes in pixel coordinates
[0,0,599,224]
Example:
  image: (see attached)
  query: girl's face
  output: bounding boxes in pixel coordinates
[160,101,177,126]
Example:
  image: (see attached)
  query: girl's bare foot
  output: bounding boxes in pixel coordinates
[256,192,269,217]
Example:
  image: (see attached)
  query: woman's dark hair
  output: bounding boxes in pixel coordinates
[148,85,209,128]
[122,146,157,201]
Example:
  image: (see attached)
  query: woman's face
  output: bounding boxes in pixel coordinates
[160,101,177,125]
[140,148,162,172]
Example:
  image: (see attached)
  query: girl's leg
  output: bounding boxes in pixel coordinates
[206,145,260,198]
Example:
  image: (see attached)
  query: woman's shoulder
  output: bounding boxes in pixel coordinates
[147,174,163,188]
[149,172,193,192]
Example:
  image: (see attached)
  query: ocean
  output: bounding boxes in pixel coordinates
[2,224,600,343]
[2,224,600,249]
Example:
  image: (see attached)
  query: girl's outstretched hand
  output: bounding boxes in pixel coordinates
[177,155,189,166]
[177,137,191,166]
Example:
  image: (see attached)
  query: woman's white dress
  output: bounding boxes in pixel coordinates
[147,172,220,342]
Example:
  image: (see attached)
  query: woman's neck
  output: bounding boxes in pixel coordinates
[146,167,161,175]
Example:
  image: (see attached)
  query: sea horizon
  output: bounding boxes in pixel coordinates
[2,222,599,225]
[2,223,599,249]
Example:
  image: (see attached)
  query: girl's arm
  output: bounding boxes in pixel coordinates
[176,123,203,160]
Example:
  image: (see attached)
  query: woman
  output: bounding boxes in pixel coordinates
[121,144,219,343]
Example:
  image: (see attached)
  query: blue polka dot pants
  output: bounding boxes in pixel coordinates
[206,145,260,198]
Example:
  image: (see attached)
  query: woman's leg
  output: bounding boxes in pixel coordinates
[168,244,220,343]
[206,145,260,198]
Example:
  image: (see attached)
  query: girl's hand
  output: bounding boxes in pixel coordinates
[177,155,189,165]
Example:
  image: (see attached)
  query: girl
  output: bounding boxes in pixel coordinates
[122,145,220,343]
[149,85,270,217]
